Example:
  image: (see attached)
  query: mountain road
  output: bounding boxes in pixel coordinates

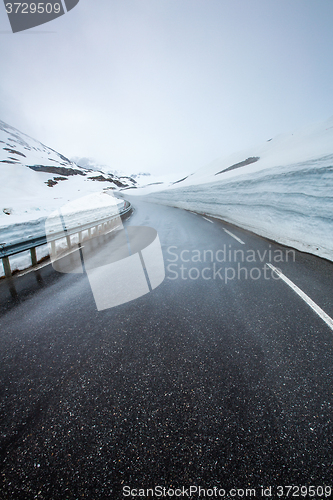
[0,198,333,498]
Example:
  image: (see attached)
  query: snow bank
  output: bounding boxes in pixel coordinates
[137,117,333,262]
[0,192,124,277]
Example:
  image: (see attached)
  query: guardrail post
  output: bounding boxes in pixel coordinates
[2,257,12,278]
[66,235,72,249]
[30,247,37,266]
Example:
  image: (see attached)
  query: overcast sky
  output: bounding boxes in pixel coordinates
[1,0,333,176]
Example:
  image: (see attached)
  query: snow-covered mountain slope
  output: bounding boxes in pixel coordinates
[135,116,333,261]
[0,120,136,226]
[70,156,138,187]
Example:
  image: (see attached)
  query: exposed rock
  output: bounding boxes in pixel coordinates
[88,175,129,188]
[172,176,188,185]
[88,175,112,182]
[45,179,58,187]
[3,148,26,157]
[215,156,260,175]
[28,165,85,176]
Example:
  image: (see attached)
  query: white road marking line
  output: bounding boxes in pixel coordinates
[223,228,245,244]
[190,211,198,215]
[267,263,333,331]
[203,216,214,223]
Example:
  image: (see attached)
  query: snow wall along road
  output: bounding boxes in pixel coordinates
[144,155,333,262]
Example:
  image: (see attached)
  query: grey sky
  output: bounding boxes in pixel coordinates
[1,0,333,176]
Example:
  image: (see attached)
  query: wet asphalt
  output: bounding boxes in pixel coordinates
[0,199,333,499]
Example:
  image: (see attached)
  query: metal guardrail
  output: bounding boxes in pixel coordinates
[0,200,132,278]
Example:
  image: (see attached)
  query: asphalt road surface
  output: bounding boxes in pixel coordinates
[0,198,333,499]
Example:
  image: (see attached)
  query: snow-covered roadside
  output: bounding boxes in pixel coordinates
[0,192,124,278]
[142,157,333,261]
[131,117,333,262]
